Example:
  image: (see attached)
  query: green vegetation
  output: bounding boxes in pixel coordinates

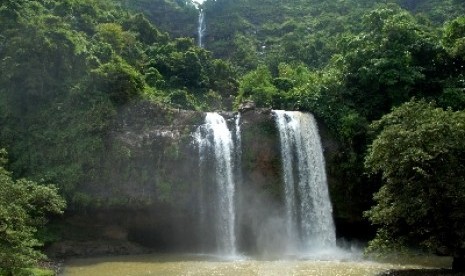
[118,0,198,39]
[0,0,464,271]
[0,0,236,200]
[364,101,465,270]
[0,268,54,276]
[191,0,465,229]
[195,0,464,266]
[0,1,234,270]
[0,149,65,274]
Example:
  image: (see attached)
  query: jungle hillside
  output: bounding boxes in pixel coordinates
[1,0,465,274]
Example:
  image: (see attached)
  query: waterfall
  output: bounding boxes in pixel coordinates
[194,121,209,251]
[198,8,206,48]
[273,110,336,252]
[234,114,243,186]
[195,112,237,256]
[274,111,298,251]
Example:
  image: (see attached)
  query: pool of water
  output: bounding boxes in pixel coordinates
[62,252,451,276]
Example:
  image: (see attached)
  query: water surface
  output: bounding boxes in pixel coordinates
[63,253,451,276]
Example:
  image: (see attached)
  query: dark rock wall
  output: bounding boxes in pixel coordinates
[51,103,354,257]
[236,109,285,254]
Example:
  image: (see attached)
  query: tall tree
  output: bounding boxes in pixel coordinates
[338,5,435,120]
[365,100,465,271]
[0,149,66,273]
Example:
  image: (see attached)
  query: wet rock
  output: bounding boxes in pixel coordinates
[238,100,256,112]
[47,240,150,258]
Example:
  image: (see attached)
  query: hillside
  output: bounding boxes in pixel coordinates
[0,0,465,271]
[0,0,237,203]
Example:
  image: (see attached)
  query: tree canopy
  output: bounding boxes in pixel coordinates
[0,0,465,270]
[0,149,66,273]
[364,100,465,269]
[0,0,237,205]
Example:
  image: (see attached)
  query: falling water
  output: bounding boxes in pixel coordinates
[198,8,206,48]
[195,113,237,256]
[234,113,243,185]
[194,120,209,251]
[274,111,298,251]
[273,110,336,252]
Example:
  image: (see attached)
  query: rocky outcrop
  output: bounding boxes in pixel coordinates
[49,101,345,257]
[47,240,149,258]
[78,102,204,207]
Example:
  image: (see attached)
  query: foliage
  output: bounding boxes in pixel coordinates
[236,65,278,108]
[442,16,465,67]
[118,0,198,39]
[92,57,145,106]
[176,0,461,73]
[0,268,54,276]
[0,0,464,258]
[364,101,465,258]
[335,5,445,120]
[0,0,236,207]
[0,149,66,273]
[225,3,465,221]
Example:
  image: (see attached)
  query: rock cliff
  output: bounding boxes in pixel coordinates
[48,101,346,257]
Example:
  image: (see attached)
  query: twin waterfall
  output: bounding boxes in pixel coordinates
[194,111,335,257]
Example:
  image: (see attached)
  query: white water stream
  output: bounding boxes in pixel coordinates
[198,9,206,48]
[273,110,336,253]
[195,113,238,256]
[193,0,206,48]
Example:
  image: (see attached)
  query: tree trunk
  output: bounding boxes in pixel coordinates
[452,255,465,272]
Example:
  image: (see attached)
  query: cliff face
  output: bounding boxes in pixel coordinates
[49,102,207,256]
[90,102,205,208]
[49,102,345,257]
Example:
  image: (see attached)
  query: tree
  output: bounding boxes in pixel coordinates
[236,65,278,108]
[0,149,66,273]
[364,100,465,271]
[339,5,432,120]
[438,17,465,111]
[442,16,465,60]
[92,57,145,106]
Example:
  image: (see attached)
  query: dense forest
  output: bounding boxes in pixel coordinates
[0,0,464,273]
